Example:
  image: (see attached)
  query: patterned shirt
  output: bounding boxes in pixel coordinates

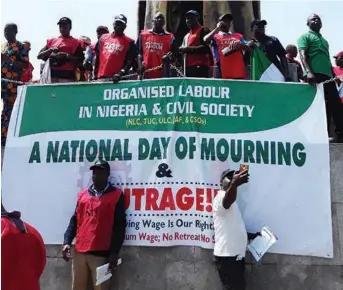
[1,40,29,82]
[1,40,29,146]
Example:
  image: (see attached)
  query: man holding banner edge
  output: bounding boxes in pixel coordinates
[298,14,343,143]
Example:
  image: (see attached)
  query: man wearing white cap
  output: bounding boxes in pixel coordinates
[94,14,137,83]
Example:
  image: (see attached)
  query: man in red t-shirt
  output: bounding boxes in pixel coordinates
[37,17,84,83]
[137,12,177,79]
[62,160,126,290]
[204,13,250,80]
[94,15,137,83]
[179,10,212,78]
[1,204,46,290]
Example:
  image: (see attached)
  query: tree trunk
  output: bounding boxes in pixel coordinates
[138,0,261,41]
[203,0,260,37]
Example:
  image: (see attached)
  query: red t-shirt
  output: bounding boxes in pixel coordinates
[213,32,246,79]
[97,33,133,78]
[139,30,174,79]
[75,188,122,253]
[21,62,34,83]
[47,36,80,71]
[184,25,210,67]
[1,217,46,290]
[333,66,343,77]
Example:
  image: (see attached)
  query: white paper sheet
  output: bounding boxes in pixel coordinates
[40,60,51,84]
[95,258,122,286]
[247,226,277,262]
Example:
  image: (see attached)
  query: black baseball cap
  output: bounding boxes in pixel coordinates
[218,13,233,22]
[114,14,127,25]
[251,19,267,29]
[220,169,235,181]
[57,17,72,25]
[186,10,199,17]
[90,160,110,171]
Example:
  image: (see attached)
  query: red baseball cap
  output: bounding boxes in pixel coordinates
[334,51,343,58]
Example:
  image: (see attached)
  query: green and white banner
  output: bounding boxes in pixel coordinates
[2,78,332,257]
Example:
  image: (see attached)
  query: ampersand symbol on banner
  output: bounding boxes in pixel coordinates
[156,163,173,178]
[152,103,162,115]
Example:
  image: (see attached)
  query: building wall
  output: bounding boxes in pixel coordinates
[40,144,343,290]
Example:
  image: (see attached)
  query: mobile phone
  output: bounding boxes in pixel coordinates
[239,164,249,173]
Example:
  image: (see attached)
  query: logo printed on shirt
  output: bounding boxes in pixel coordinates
[144,41,164,54]
[220,38,239,49]
[104,43,124,54]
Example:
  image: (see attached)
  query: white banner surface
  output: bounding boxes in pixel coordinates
[2,78,332,257]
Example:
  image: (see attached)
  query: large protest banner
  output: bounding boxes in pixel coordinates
[2,78,332,257]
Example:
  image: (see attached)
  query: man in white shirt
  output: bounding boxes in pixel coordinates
[213,168,260,290]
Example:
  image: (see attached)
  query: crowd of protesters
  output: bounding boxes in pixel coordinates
[1,12,343,146]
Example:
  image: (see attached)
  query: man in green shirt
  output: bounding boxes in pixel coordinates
[298,14,343,143]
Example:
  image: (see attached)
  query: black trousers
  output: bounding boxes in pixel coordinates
[214,256,246,290]
[315,73,343,139]
[186,65,209,78]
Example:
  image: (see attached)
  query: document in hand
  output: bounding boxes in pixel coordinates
[95,258,122,286]
[247,226,278,262]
